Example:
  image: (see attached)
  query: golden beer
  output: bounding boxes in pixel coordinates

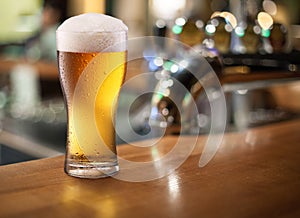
[56,13,128,178]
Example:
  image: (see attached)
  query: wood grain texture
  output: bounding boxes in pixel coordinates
[1,119,300,218]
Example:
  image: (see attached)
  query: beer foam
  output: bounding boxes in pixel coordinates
[56,13,128,52]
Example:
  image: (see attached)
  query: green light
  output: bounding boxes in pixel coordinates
[151,147,160,160]
[152,92,164,103]
[172,25,183,35]
[261,29,271,38]
[163,61,173,71]
[235,27,245,37]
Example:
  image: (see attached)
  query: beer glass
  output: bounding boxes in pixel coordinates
[56,13,128,178]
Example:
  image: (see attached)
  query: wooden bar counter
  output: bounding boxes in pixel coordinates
[1,119,300,218]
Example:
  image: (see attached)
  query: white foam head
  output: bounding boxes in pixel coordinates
[56,13,128,53]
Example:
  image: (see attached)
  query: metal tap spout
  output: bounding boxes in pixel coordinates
[148,47,300,135]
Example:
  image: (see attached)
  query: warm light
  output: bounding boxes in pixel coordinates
[151,0,186,20]
[210,11,222,19]
[221,11,237,29]
[63,184,116,217]
[69,0,105,14]
[237,89,248,95]
[162,108,169,116]
[257,12,273,30]
[83,0,105,13]
[167,174,180,200]
[211,11,237,29]
[263,0,277,16]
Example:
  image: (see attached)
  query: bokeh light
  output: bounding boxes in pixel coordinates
[263,0,277,16]
[257,12,273,30]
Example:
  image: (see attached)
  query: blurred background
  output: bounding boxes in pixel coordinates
[1,0,300,46]
[1,0,300,165]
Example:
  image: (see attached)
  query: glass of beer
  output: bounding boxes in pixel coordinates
[56,13,128,178]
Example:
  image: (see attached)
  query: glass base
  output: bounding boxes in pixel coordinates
[65,161,119,179]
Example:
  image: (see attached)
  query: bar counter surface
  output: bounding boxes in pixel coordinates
[1,119,300,218]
